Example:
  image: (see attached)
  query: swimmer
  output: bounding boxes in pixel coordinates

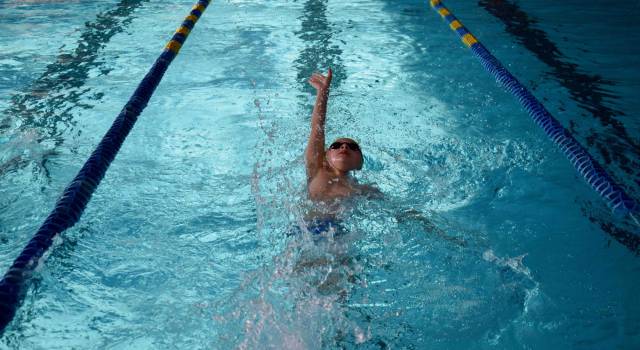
[295,69,383,296]
[305,68,381,203]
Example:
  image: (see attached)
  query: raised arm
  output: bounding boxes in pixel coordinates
[305,68,333,180]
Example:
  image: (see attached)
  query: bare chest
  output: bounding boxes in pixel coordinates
[308,171,358,201]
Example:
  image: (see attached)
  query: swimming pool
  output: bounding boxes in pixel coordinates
[1,0,639,348]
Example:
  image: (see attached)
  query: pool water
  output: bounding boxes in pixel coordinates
[1,0,639,348]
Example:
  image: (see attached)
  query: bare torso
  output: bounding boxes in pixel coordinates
[308,164,379,203]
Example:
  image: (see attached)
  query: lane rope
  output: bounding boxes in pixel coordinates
[0,0,211,333]
[429,0,638,218]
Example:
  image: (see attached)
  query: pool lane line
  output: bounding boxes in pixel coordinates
[428,1,639,221]
[475,0,640,253]
[477,0,639,193]
[0,0,212,334]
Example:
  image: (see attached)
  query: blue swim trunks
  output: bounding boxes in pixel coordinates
[291,218,346,238]
[307,218,343,235]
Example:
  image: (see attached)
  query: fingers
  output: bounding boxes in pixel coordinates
[308,68,333,89]
[308,76,323,88]
[310,73,323,81]
[310,68,333,81]
[308,75,326,87]
[310,73,325,83]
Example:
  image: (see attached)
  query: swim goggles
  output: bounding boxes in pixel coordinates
[328,141,361,152]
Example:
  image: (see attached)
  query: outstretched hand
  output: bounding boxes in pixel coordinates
[308,68,333,94]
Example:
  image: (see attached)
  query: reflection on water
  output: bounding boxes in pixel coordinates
[479,0,639,185]
[0,0,148,176]
[294,0,345,96]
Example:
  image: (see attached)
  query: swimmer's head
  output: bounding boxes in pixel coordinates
[326,137,363,172]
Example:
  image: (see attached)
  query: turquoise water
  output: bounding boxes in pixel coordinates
[1,0,639,348]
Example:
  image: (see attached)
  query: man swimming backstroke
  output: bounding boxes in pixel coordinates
[303,68,382,236]
[305,68,381,203]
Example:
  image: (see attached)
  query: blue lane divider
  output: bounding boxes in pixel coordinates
[429,0,639,220]
[0,0,211,333]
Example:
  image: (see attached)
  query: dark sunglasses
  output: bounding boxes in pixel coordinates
[329,141,361,152]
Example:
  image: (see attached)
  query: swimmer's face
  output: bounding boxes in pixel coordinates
[326,138,363,172]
